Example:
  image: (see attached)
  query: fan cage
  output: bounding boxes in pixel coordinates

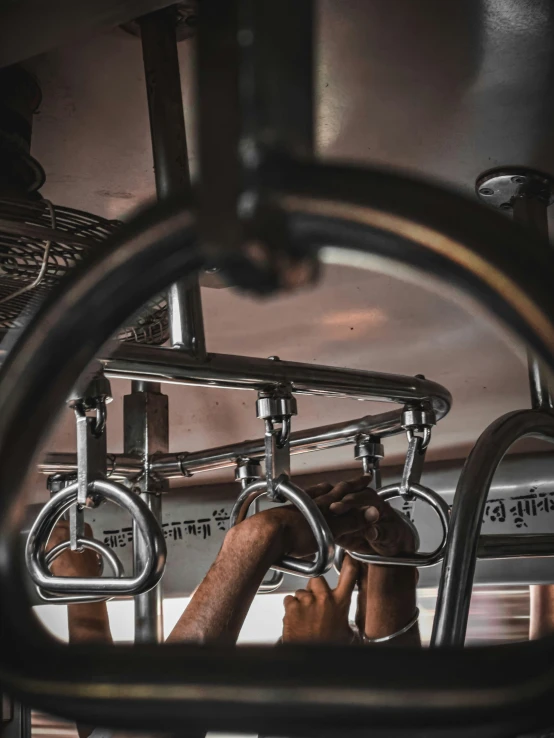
[0,197,168,344]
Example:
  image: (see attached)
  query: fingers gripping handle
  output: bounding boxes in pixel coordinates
[26,479,167,596]
[230,476,335,577]
[345,483,450,568]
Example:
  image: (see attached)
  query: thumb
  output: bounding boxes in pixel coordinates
[334,553,359,601]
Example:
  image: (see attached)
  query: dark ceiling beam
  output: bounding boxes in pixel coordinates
[0,0,177,68]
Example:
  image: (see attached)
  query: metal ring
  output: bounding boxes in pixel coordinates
[258,569,285,594]
[345,483,450,568]
[36,537,125,604]
[26,479,166,596]
[230,477,335,577]
[333,545,346,575]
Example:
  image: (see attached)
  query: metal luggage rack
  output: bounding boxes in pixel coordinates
[3,1,554,737]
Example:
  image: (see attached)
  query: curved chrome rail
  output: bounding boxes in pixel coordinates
[431,408,554,647]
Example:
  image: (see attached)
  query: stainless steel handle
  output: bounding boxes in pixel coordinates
[345,483,450,568]
[26,479,167,596]
[258,569,285,593]
[230,476,335,577]
[36,537,125,604]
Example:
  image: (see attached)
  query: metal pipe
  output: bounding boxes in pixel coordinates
[152,410,404,477]
[124,383,169,644]
[134,492,163,643]
[512,194,554,411]
[38,453,141,479]
[477,534,554,560]
[431,409,554,647]
[103,343,452,419]
[140,7,206,357]
[528,356,554,411]
[39,410,404,479]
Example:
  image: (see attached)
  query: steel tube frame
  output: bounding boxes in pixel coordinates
[140,6,206,357]
[39,409,407,479]
[3,162,554,733]
[512,193,554,411]
[103,343,451,417]
[431,409,554,648]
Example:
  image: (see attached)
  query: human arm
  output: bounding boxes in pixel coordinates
[167,477,375,645]
[330,489,420,646]
[47,521,113,738]
[47,520,113,644]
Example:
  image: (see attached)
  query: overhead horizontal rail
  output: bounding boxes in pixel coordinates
[40,409,405,479]
[102,343,452,418]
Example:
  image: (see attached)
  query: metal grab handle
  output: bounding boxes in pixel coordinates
[258,569,285,593]
[36,538,125,604]
[230,476,335,577]
[26,479,167,596]
[345,483,450,568]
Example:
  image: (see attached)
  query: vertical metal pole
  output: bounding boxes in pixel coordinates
[511,196,554,410]
[1,697,30,738]
[140,7,206,358]
[124,381,168,644]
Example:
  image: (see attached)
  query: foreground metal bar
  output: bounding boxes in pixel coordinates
[5,162,554,733]
[431,409,554,648]
[140,7,206,357]
[103,343,452,418]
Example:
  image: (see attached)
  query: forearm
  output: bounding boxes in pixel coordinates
[530,585,554,639]
[167,514,284,645]
[67,602,112,644]
[360,565,420,646]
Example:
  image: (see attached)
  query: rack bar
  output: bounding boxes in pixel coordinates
[102,343,452,418]
[140,6,206,357]
[39,410,404,479]
[477,533,554,560]
[512,194,554,411]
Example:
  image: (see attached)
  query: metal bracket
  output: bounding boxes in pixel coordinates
[354,436,384,486]
[235,459,262,490]
[476,167,554,211]
[67,370,111,551]
[257,389,296,501]
[400,403,435,497]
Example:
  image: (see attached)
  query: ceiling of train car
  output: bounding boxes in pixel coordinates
[20,0,554,491]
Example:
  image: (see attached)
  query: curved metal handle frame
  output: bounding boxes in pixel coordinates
[36,537,125,604]
[345,483,450,568]
[230,476,335,577]
[26,479,167,596]
[258,569,285,594]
